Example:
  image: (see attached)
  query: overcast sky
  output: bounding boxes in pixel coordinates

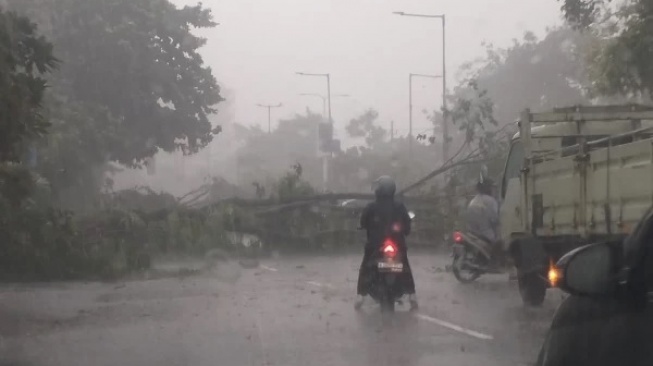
[171,0,562,141]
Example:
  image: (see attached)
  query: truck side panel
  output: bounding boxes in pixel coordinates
[530,139,653,239]
[530,156,579,237]
[588,139,653,236]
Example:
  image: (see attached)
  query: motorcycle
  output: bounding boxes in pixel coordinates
[450,230,502,283]
[363,211,415,313]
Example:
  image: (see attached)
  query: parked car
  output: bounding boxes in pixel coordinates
[536,206,653,366]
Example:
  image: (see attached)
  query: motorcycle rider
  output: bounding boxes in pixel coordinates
[464,168,501,261]
[354,175,418,311]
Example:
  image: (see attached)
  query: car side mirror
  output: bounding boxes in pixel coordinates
[556,242,618,297]
[408,211,416,220]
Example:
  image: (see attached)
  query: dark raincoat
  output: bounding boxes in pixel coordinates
[356,196,416,295]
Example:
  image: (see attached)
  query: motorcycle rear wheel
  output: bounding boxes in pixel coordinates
[378,274,397,313]
[452,254,481,283]
[380,297,395,313]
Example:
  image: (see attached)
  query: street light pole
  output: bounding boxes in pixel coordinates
[409,73,442,157]
[296,72,335,192]
[409,75,413,145]
[394,11,448,163]
[441,15,448,162]
[299,93,349,117]
[408,73,442,157]
[326,74,332,124]
[256,103,282,133]
[306,94,326,116]
[296,72,333,122]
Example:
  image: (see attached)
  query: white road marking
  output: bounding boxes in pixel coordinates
[305,281,335,289]
[260,265,278,272]
[416,313,494,341]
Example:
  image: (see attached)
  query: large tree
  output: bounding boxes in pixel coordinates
[559,0,653,98]
[8,0,223,166]
[0,8,57,162]
[456,27,591,126]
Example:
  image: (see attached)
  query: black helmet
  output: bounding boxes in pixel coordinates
[372,175,396,198]
[477,165,495,194]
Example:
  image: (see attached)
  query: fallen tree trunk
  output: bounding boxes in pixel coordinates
[195,192,435,212]
[252,194,440,216]
[399,150,484,195]
[190,149,483,213]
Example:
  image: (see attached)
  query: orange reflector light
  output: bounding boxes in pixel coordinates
[548,264,561,287]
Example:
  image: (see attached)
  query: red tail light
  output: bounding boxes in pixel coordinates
[453,231,464,244]
[382,239,397,258]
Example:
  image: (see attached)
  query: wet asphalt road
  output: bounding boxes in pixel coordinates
[0,252,563,366]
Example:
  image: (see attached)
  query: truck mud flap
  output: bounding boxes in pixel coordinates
[516,238,547,275]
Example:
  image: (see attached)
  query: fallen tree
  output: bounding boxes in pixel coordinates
[190,150,484,215]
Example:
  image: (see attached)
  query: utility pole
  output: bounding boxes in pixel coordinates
[256,103,282,133]
[390,120,394,141]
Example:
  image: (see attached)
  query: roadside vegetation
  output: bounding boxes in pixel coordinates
[0,0,648,280]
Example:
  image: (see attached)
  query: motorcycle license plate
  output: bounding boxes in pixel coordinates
[378,260,403,273]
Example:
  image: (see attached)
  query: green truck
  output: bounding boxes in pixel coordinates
[500,104,653,305]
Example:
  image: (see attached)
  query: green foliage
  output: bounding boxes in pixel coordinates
[559,0,608,29]
[276,164,315,201]
[0,203,124,280]
[0,8,57,162]
[34,95,119,209]
[0,187,239,280]
[104,187,177,212]
[346,109,387,148]
[0,163,38,208]
[559,0,653,98]
[453,82,508,178]
[234,110,324,190]
[586,1,653,97]
[444,25,595,184]
[264,168,323,250]
[458,27,590,125]
[233,107,438,195]
[3,0,226,211]
[330,138,437,194]
[450,80,498,145]
[9,0,224,167]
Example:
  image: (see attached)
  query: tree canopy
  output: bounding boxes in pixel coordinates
[560,0,653,98]
[455,27,591,125]
[8,0,224,166]
[0,8,57,162]
[345,109,387,148]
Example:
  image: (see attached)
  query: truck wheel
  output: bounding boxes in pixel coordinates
[518,272,546,306]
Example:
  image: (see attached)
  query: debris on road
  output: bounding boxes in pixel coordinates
[238,259,260,269]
